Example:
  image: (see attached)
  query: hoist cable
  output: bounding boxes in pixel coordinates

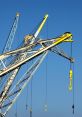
[45,19,48,104]
[15,102,17,117]
[44,20,48,112]
[15,78,18,117]
[30,61,33,117]
[26,63,29,111]
[70,42,73,68]
[30,20,43,36]
[29,80,32,117]
[70,42,75,114]
[44,60,48,112]
[30,83,32,117]
[26,84,28,110]
[72,62,75,115]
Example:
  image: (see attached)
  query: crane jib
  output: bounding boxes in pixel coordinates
[0,32,72,77]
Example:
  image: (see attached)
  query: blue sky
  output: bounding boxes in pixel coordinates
[0,0,82,117]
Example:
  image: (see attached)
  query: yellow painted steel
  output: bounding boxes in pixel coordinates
[69,69,73,90]
[0,33,72,61]
[53,33,72,45]
[36,14,48,35]
[24,14,48,44]
[0,32,73,77]
[64,39,73,42]
[38,14,48,33]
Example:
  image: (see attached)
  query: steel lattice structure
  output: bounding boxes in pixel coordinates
[0,13,74,117]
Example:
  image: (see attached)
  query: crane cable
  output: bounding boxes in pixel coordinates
[30,60,33,117]
[44,59,48,112]
[72,62,75,115]
[69,42,73,91]
[69,42,75,114]
[71,42,75,115]
[44,20,48,112]
[30,79,32,117]
[26,81,28,110]
[15,101,17,117]
[15,78,18,117]
[30,20,42,36]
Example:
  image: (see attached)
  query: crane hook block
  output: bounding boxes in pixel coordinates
[72,104,74,114]
[69,69,73,91]
[30,108,32,117]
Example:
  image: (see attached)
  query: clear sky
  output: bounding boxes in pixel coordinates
[0,0,82,117]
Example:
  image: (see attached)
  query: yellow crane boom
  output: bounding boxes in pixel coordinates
[0,32,73,77]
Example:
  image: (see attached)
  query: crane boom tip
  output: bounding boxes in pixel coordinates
[16,12,20,17]
[44,14,48,18]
